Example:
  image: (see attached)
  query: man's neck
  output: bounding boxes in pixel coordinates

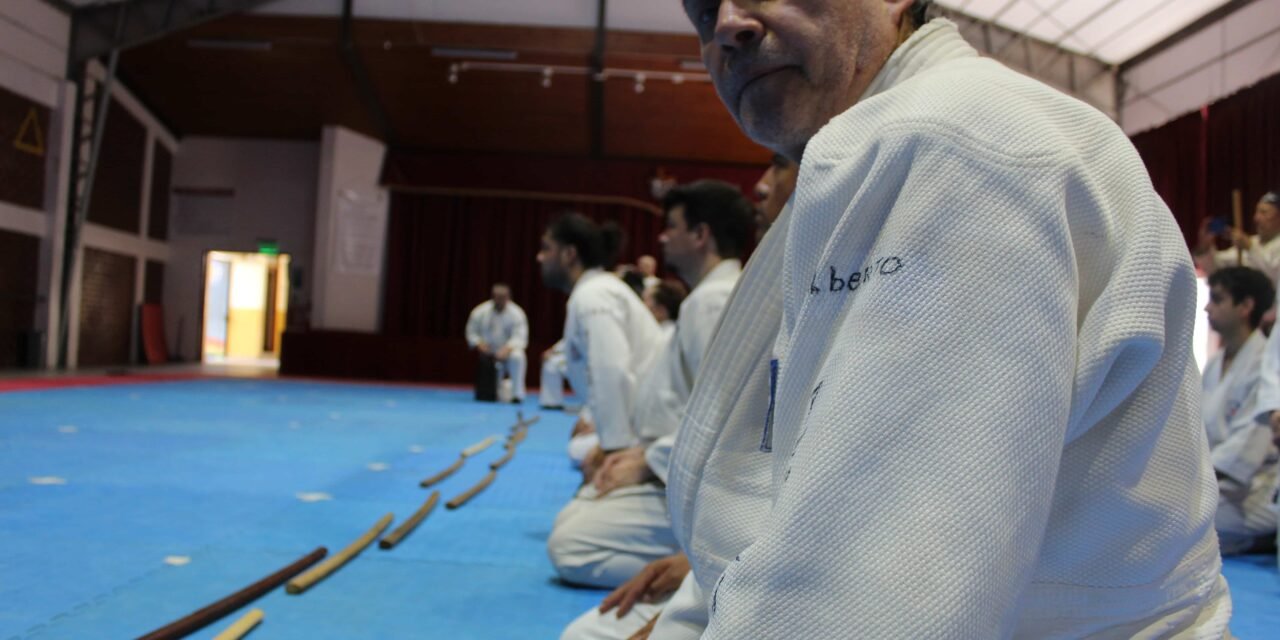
[687,254,723,289]
[1220,328,1253,372]
[564,264,588,292]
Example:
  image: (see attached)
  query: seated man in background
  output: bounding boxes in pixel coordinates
[549,180,753,594]
[1202,267,1278,554]
[1196,191,1280,285]
[464,283,528,403]
[637,255,661,291]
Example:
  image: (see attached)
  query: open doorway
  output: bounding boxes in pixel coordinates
[202,250,290,366]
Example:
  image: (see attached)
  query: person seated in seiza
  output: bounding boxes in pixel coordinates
[548,181,754,593]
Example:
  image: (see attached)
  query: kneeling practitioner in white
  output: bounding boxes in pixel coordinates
[465,283,528,402]
[1201,267,1278,554]
[538,214,663,459]
[549,182,752,595]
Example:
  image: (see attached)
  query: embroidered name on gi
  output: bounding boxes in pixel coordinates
[809,256,905,295]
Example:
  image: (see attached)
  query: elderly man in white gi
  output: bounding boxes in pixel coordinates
[464,283,528,403]
[549,182,752,605]
[651,1,1233,638]
[1196,191,1280,286]
[1201,267,1278,555]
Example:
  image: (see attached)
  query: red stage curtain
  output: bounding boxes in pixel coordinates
[1206,72,1280,227]
[1131,110,1206,248]
[1131,71,1280,247]
[382,191,667,351]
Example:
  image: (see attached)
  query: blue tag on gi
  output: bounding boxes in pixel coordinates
[761,358,778,452]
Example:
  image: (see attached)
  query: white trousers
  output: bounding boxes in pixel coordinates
[541,352,568,406]
[547,484,680,589]
[493,349,526,401]
[1216,463,1278,554]
[560,599,664,640]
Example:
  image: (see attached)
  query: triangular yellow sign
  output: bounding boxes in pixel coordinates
[14,106,45,157]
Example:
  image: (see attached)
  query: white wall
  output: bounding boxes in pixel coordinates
[311,125,388,333]
[167,137,319,361]
[0,0,71,368]
[1122,0,1280,135]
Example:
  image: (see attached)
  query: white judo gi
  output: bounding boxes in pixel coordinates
[465,299,529,401]
[1203,330,1279,553]
[662,20,1231,639]
[551,261,742,593]
[541,339,570,408]
[561,269,663,452]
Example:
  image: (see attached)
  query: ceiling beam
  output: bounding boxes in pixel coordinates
[69,0,278,71]
[339,0,396,144]
[589,0,607,158]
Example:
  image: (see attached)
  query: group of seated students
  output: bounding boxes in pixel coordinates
[527,157,797,640]
[1195,191,1280,558]
[529,177,1280,639]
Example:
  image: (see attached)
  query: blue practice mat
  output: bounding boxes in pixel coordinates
[0,380,606,639]
[1,379,1277,638]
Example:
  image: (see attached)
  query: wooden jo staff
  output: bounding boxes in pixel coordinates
[286,513,393,594]
[1234,188,1245,265]
[446,470,497,509]
[136,547,326,640]
[379,491,440,549]
[210,608,264,640]
[419,434,501,487]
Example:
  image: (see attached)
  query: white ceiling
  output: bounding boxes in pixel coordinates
[66,0,1243,64]
[937,0,1234,64]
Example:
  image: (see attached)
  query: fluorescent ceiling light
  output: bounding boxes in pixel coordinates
[431,47,518,61]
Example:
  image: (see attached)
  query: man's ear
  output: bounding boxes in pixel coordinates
[694,222,712,248]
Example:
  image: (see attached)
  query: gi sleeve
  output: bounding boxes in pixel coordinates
[644,434,676,484]
[678,288,731,383]
[507,305,529,350]
[464,304,485,348]
[580,302,640,450]
[1255,326,1280,417]
[703,140,1085,639]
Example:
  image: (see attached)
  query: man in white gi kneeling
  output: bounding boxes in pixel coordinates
[464,283,528,403]
[653,1,1233,637]
[1201,266,1278,555]
[548,181,753,598]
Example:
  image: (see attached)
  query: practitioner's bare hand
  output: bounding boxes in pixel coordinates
[1269,411,1280,448]
[594,447,655,496]
[1230,228,1252,249]
[626,614,659,640]
[581,446,605,484]
[571,417,596,438]
[495,345,512,361]
[600,554,689,617]
[476,342,491,356]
